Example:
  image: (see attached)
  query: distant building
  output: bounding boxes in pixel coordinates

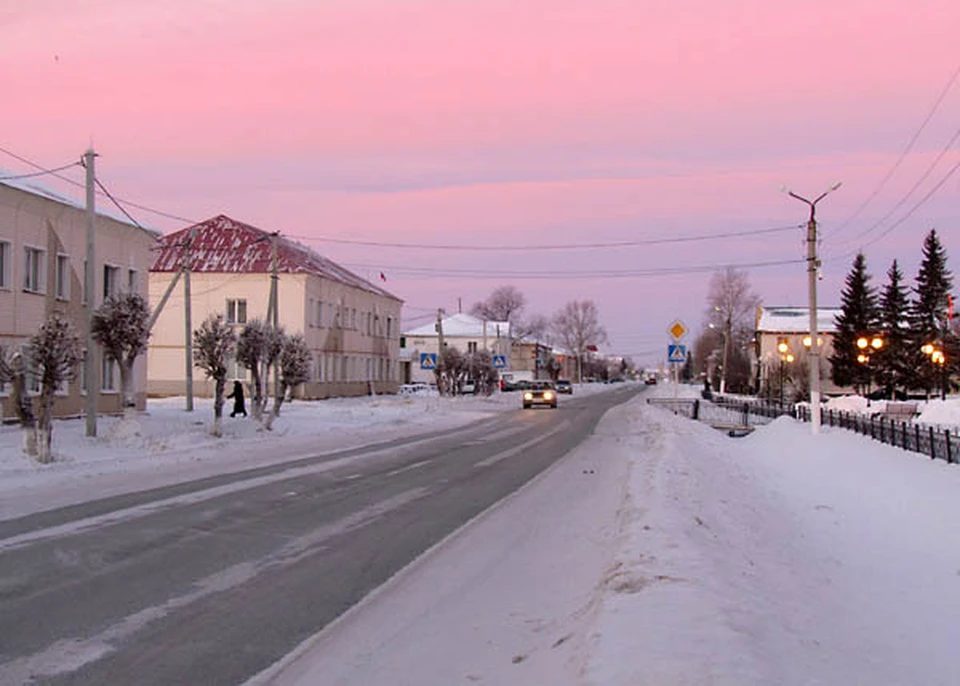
[0,172,158,419]
[400,313,510,384]
[148,215,402,398]
[755,305,849,396]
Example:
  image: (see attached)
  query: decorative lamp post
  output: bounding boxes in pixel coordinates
[777,341,794,405]
[855,334,883,395]
[923,344,947,399]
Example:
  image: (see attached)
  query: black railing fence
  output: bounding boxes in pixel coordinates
[647,394,957,465]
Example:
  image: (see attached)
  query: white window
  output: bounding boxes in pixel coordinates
[341,355,348,381]
[24,246,46,293]
[103,264,119,299]
[102,355,117,392]
[226,298,247,324]
[387,317,393,338]
[127,268,138,292]
[226,354,248,381]
[80,349,87,394]
[316,300,324,327]
[352,308,357,329]
[56,254,70,300]
[0,240,11,289]
[307,298,315,327]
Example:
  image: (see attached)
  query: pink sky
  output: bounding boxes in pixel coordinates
[3,0,959,363]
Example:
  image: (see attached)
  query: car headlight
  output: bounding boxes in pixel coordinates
[544,391,554,400]
[523,392,533,400]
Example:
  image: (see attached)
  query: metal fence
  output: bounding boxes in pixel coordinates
[646,394,957,465]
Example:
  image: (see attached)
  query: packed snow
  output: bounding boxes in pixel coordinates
[3,383,960,685]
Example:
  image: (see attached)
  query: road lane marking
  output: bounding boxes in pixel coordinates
[473,422,569,468]
[0,487,430,683]
[385,460,432,477]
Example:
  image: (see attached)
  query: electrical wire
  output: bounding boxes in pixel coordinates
[94,176,149,232]
[289,223,802,252]
[0,145,197,225]
[833,62,960,238]
[341,257,805,280]
[828,157,960,263]
[0,160,82,181]
[831,126,960,253]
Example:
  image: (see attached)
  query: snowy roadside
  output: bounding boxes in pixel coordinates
[252,387,960,686]
[0,383,618,519]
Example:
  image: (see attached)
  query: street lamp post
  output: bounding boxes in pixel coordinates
[922,343,947,400]
[783,182,842,435]
[855,334,883,396]
[777,340,794,406]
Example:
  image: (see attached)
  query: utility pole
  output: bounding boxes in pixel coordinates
[270,232,280,402]
[436,308,445,394]
[183,229,195,411]
[84,148,99,437]
[719,312,731,394]
[784,182,841,435]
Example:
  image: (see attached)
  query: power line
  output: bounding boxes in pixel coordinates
[828,157,960,263]
[0,160,82,181]
[832,126,960,252]
[93,176,148,232]
[0,145,197,225]
[290,223,802,252]
[341,257,804,280]
[834,62,960,237]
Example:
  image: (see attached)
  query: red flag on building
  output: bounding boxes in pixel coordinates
[379,272,387,282]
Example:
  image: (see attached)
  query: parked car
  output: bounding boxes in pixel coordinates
[522,380,558,409]
[555,379,573,394]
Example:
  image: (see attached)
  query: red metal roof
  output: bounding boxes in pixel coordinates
[150,214,400,301]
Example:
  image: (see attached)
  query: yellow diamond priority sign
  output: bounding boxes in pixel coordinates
[668,319,688,341]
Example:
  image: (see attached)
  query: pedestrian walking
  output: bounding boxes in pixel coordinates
[227,380,247,417]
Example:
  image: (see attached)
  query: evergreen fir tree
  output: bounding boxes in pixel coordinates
[874,260,911,398]
[909,229,954,394]
[829,253,879,392]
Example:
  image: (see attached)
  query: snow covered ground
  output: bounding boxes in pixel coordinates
[4,383,960,685]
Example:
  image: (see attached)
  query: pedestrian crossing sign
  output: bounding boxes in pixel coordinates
[668,344,686,363]
[420,353,437,370]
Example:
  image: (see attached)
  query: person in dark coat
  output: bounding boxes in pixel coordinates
[227,380,247,417]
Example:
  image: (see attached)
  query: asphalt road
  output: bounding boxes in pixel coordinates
[0,385,642,685]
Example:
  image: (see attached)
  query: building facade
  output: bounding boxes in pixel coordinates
[1,175,158,419]
[148,215,403,398]
[755,305,848,398]
[400,313,510,384]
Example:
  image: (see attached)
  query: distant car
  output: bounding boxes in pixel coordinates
[644,375,658,385]
[522,380,558,409]
[555,379,573,394]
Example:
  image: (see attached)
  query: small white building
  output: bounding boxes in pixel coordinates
[400,313,510,384]
[756,305,847,396]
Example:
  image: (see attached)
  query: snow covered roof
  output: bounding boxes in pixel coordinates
[403,312,510,338]
[150,214,400,301]
[757,306,841,334]
[0,168,161,238]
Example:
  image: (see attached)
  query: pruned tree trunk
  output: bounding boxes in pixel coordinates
[250,366,264,422]
[212,377,226,437]
[119,359,137,419]
[10,357,37,457]
[36,388,55,464]
[264,383,288,431]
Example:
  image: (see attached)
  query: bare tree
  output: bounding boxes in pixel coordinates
[193,314,237,437]
[235,319,283,421]
[513,313,550,343]
[265,333,310,430]
[551,300,608,382]
[0,347,37,456]
[28,313,81,462]
[704,267,761,394]
[471,286,526,324]
[91,293,151,416]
